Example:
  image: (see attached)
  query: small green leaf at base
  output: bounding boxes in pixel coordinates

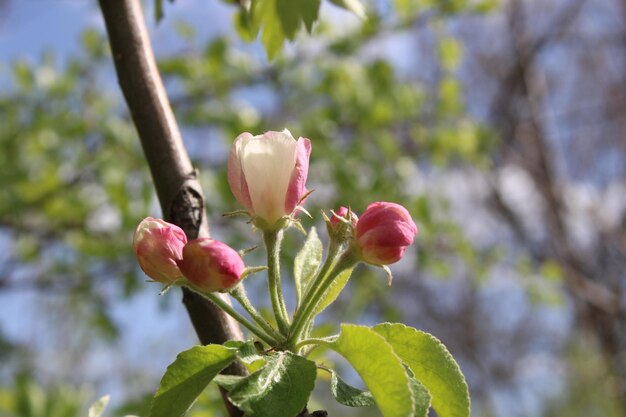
[214,374,247,391]
[149,345,237,417]
[224,340,263,364]
[405,366,432,417]
[373,323,470,417]
[227,351,317,417]
[88,395,110,417]
[328,324,415,417]
[294,227,323,306]
[329,370,375,407]
[313,268,353,315]
[224,339,266,372]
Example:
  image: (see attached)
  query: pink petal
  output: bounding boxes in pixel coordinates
[227,132,254,212]
[284,137,312,214]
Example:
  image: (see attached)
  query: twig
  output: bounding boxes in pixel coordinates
[97,1,245,415]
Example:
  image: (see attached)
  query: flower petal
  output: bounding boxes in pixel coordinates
[240,131,297,224]
[285,136,312,214]
[227,132,254,212]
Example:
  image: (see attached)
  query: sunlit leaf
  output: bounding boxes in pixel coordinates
[149,345,237,417]
[373,323,470,417]
[327,324,415,417]
[329,369,375,407]
[226,352,317,417]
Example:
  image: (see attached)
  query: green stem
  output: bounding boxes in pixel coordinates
[230,284,284,343]
[186,284,281,346]
[289,251,358,347]
[299,239,341,310]
[264,230,290,335]
[295,337,334,351]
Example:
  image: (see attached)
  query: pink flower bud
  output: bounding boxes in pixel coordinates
[177,238,244,293]
[330,206,358,229]
[355,202,418,265]
[133,217,187,284]
[228,129,311,226]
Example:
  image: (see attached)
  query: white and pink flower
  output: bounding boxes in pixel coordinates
[228,129,311,227]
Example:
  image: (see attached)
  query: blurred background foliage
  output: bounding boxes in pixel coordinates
[1,0,625,416]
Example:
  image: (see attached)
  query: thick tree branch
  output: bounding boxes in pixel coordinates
[98,0,245,415]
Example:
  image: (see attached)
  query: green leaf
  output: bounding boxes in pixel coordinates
[227,351,317,417]
[294,227,323,307]
[439,37,461,72]
[327,324,415,417]
[472,0,500,13]
[328,0,367,19]
[276,0,301,40]
[438,77,462,115]
[224,339,266,372]
[329,370,375,407]
[275,0,321,37]
[405,366,432,417]
[373,323,470,417]
[224,340,263,364]
[233,9,257,42]
[214,374,247,391]
[313,267,353,315]
[88,395,110,417]
[155,0,164,22]
[149,345,237,417]
[301,0,321,32]
[251,0,285,59]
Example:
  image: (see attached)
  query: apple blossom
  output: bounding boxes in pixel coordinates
[228,129,311,227]
[133,217,187,284]
[354,202,418,265]
[330,206,358,229]
[177,238,245,293]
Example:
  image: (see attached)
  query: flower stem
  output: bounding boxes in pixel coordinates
[230,284,284,343]
[295,337,335,351]
[289,239,342,341]
[186,284,281,346]
[264,230,291,335]
[289,251,358,348]
[297,239,341,316]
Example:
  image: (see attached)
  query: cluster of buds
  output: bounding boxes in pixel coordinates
[328,203,417,266]
[133,218,244,293]
[133,130,418,294]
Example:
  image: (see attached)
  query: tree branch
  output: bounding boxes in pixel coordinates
[98,0,245,415]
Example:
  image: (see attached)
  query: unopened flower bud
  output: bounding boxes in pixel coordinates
[228,129,312,227]
[330,206,358,229]
[354,202,418,265]
[133,217,187,284]
[327,206,359,244]
[177,238,244,293]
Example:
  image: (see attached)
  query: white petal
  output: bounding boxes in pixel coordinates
[240,132,297,224]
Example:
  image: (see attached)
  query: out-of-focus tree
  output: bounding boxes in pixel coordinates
[460,0,626,407]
